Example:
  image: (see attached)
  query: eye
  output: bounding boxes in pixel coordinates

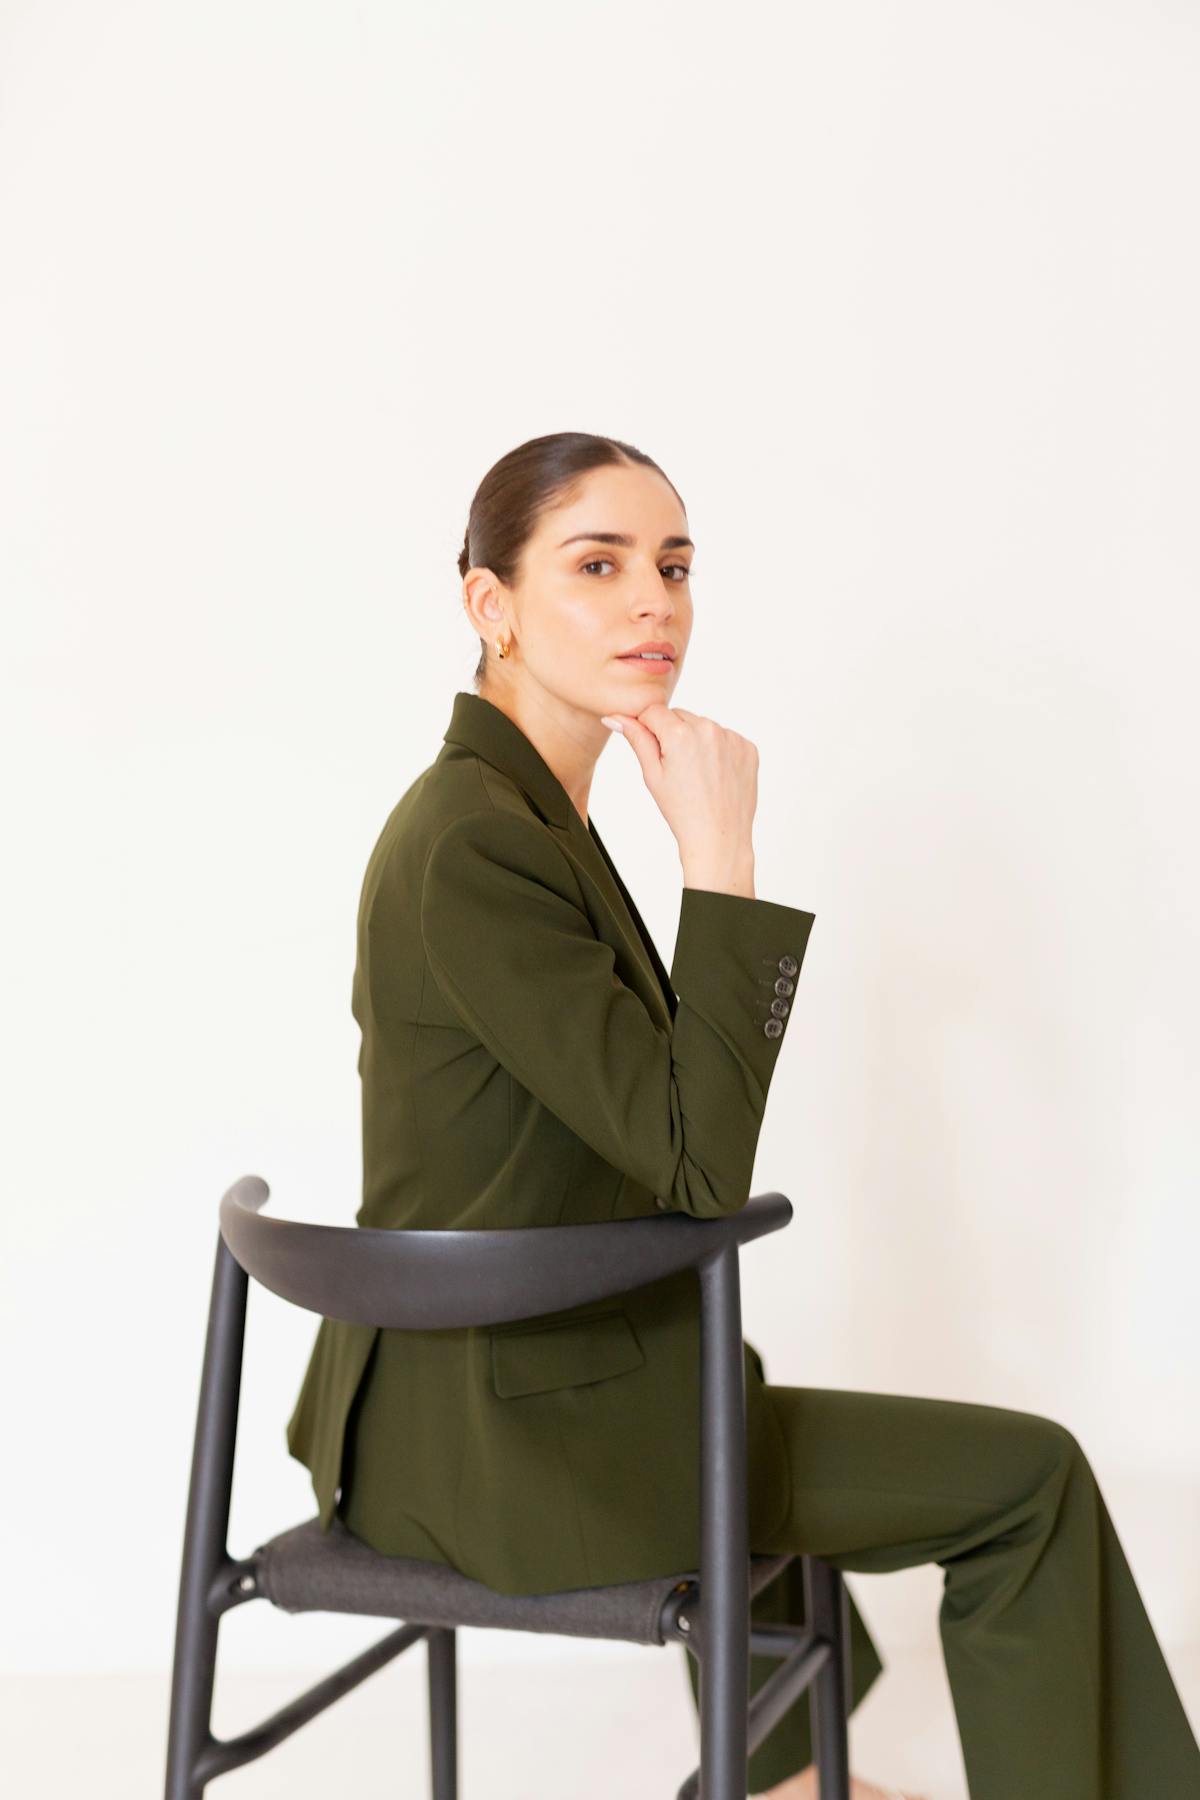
[580,558,693,581]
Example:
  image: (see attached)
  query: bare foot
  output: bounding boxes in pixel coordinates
[752,1769,928,1800]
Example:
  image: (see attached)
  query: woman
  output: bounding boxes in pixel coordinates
[286,432,1200,1799]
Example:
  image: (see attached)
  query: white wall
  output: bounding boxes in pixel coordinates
[2,0,1196,1680]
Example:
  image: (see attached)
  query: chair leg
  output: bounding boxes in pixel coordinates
[164,1235,250,1799]
[164,1585,220,1800]
[427,1626,458,1800]
[698,1243,752,1799]
[805,1557,852,1800]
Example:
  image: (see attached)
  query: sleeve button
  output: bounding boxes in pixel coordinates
[778,954,798,977]
[764,1017,784,1038]
[774,976,794,997]
[771,998,790,1017]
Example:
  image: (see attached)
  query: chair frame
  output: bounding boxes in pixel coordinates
[164,1176,854,1799]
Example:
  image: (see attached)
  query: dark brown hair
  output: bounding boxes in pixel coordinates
[457,431,684,689]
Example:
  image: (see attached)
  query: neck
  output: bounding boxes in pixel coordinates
[477,681,606,827]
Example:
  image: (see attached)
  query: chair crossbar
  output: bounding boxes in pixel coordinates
[193,1622,428,1785]
[670,1623,834,1800]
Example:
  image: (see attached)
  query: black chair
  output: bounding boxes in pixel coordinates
[164,1176,855,1799]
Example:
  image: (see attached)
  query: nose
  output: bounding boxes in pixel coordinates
[629,571,676,622]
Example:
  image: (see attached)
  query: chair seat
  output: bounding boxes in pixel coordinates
[252,1516,795,1647]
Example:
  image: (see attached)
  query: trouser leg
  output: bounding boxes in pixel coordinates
[692,1383,1200,1799]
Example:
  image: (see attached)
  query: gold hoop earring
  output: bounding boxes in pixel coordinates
[496,638,511,660]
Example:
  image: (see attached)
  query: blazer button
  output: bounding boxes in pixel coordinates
[770,997,790,1017]
[764,1017,784,1038]
[774,976,794,998]
[778,954,798,977]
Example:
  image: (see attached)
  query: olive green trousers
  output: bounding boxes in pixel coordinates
[683,1385,1200,1797]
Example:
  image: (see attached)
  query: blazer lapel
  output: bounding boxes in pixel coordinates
[441,692,676,1032]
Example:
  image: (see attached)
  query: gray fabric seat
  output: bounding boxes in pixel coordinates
[253,1515,795,1647]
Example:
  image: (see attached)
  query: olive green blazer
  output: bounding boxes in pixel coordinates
[286,690,816,1595]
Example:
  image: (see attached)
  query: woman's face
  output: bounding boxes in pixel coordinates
[473,462,694,719]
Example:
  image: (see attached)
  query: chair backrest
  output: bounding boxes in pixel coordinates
[219,1175,794,1328]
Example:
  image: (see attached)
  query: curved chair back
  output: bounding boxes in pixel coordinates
[218,1174,794,1328]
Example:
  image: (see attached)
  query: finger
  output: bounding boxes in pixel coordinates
[605,711,664,776]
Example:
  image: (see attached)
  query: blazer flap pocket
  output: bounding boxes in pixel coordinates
[490,1306,645,1400]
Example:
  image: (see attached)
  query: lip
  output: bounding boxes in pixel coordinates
[615,641,676,663]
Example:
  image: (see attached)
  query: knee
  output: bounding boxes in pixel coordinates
[1030,1412,1093,1480]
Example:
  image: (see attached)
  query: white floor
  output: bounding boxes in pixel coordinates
[5,1641,1199,1797]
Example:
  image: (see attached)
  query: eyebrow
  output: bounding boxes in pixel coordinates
[556,531,695,551]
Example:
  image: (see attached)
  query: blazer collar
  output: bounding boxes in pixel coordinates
[442,691,573,829]
[441,691,676,1026]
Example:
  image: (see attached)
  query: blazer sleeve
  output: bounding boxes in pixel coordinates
[419,807,816,1220]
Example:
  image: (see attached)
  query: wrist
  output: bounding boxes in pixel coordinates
[680,850,756,899]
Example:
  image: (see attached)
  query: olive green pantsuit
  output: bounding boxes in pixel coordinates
[687,1385,1200,1797]
[287,692,1199,1799]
